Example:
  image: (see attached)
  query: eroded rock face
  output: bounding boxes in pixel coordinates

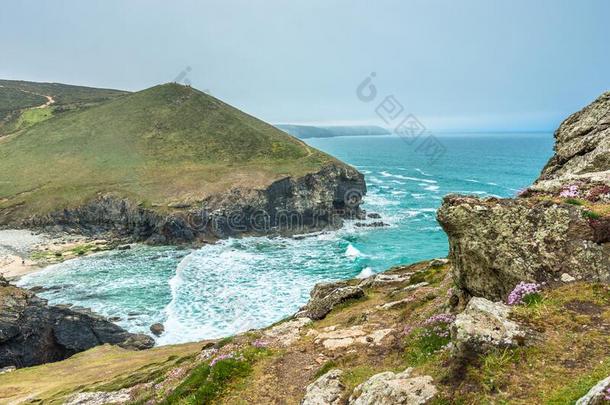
[348,368,437,405]
[533,91,610,193]
[0,284,154,368]
[297,281,364,320]
[16,164,366,244]
[301,369,346,405]
[437,195,610,300]
[452,297,527,354]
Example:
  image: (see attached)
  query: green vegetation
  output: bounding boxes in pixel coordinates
[161,347,268,405]
[314,360,338,378]
[564,198,584,206]
[0,343,202,404]
[0,86,46,119]
[0,83,336,222]
[583,209,603,220]
[0,79,128,107]
[0,79,128,136]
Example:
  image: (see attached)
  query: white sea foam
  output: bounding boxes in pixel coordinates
[357,267,374,279]
[345,243,363,259]
[422,184,440,192]
[415,168,433,177]
[379,171,437,184]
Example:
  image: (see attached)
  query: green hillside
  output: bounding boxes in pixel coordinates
[0,80,128,135]
[0,83,335,221]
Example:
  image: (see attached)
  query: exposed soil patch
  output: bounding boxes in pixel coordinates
[564,300,603,315]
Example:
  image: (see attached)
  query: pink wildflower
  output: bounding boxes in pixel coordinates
[559,184,579,198]
[507,282,540,305]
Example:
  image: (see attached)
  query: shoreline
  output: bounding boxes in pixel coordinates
[0,229,122,280]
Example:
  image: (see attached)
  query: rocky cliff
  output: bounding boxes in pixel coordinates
[533,91,610,193]
[0,276,154,368]
[438,92,610,302]
[20,164,366,244]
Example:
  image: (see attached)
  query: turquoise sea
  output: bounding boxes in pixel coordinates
[18,132,554,345]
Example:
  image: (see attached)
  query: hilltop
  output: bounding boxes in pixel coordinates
[0,82,365,242]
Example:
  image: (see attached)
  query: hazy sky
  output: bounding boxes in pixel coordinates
[1,0,609,130]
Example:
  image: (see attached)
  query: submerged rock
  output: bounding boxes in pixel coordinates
[0,283,154,368]
[301,369,346,405]
[348,367,437,404]
[150,323,165,336]
[297,281,364,320]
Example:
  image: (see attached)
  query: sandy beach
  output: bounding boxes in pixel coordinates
[0,230,112,280]
[0,230,49,279]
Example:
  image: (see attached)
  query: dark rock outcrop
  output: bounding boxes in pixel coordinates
[0,283,154,368]
[18,163,366,244]
[297,280,364,320]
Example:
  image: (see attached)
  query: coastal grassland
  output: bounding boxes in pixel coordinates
[0,79,128,107]
[423,283,610,404]
[0,83,336,222]
[0,80,128,136]
[0,343,202,404]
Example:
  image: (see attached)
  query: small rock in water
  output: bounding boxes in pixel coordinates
[150,323,165,336]
[367,212,382,219]
[117,245,131,250]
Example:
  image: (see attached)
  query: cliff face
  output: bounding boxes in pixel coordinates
[20,164,366,244]
[0,277,154,368]
[437,195,610,300]
[533,91,610,193]
[438,92,610,301]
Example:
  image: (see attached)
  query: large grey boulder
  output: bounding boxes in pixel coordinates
[452,297,527,353]
[0,284,154,368]
[576,376,610,405]
[348,368,436,405]
[437,195,610,300]
[297,281,364,320]
[301,369,346,405]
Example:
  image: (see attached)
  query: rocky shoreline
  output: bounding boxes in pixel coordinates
[0,275,154,369]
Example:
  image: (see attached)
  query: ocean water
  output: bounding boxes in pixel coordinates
[18,132,554,345]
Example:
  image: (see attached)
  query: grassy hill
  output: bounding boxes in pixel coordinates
[0,83,336,221]
[0,80,128,136]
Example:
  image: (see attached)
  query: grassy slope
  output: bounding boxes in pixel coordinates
[0,80,128,106]
[0,83,335,220]
[0,343,202,404]
[0,80,128,136]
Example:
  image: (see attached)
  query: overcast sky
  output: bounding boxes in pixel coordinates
[1,0,609,130]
